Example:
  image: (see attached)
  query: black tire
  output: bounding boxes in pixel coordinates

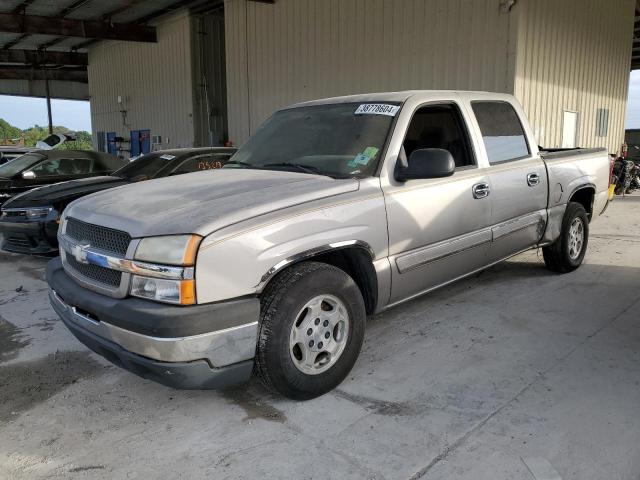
[255,261,366,400]
[542,202,589,273]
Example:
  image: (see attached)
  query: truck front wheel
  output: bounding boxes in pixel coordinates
[543,202,589,273]
[255,261,366,400]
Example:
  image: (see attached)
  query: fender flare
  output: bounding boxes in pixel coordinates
[567,182,596,202]
[255,240,376,293]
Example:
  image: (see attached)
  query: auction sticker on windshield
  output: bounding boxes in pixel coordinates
[348,146,379,168]
[354,104,400,116]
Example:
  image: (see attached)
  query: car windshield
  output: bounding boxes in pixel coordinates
[112,152,179,181]
[224,102,400,178]
[0,153,42,178]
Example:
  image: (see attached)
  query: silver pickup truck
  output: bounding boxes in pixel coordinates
[46,91,610,399]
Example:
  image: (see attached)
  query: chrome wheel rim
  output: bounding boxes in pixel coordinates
[568,217,584,260]
[289,294,350,375]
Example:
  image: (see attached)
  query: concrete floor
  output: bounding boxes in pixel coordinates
[0,195,639,480]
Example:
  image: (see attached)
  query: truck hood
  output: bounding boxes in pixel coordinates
[4,176,128,209]
[65,169,360,238]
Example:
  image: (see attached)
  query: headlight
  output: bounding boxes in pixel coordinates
[130,234,201,305]
[1,207,52,219]
[25,207,53,219]
[130,275,196,305]
[134,235,201,266]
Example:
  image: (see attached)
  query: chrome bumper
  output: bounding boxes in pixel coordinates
[49,288,258,367]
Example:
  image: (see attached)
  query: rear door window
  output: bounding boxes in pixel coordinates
[471,101,530,164]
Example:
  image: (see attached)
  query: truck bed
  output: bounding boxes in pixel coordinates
[539,146,610,218]
[539,147,607,160]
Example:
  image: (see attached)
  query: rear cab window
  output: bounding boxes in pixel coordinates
[471,101,530,164]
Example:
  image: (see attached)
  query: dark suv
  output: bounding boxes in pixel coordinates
[0,147,235,254]
[0,150,125,208]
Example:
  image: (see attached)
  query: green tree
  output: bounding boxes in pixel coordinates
[0,118,23,143]
[0,119,92,150]
[59,130,93,150]
[23,125,93,150]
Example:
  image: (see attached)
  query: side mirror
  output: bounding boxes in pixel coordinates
[22,171,36,180]
[395,148,455,182]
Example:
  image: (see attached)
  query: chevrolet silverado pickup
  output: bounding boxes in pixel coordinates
[46,91,610,399]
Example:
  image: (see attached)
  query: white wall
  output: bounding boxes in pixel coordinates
[87,12,196,152]
[225,0,517,144]
[513,0,635,153]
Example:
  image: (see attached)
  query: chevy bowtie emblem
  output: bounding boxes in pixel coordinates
[71,243,91,264]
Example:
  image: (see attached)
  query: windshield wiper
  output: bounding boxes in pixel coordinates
[223,160,256,168]
[261,162,327,176]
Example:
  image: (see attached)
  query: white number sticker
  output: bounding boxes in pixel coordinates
[354,104,400,116]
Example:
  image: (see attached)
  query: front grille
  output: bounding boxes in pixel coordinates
[66,254,122,287]
[66,217,130,256]
[3,210,26,218]
[6,235,32,249]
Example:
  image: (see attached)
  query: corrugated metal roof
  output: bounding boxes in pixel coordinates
[0,0,216,52]
[0,0,217,98]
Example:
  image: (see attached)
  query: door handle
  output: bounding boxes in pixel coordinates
[527,173,540,186]
[472,183,490,199]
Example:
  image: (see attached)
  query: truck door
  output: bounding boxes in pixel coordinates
[470,101,548,262]
[383,102,493,304]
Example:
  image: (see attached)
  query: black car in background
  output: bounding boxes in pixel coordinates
[0,147,236,254]
[0,150,125,207]
[0,147,34,165]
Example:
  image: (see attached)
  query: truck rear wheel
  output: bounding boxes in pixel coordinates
[543,202,589,273]
[255,261,366,400]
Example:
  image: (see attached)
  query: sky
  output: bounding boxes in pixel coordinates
[0,95,91,132]
[625,70,640,129]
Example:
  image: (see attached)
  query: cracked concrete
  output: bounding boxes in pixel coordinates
[1,194,639,479]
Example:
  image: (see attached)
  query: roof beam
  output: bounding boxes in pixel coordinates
[12,0,37,14]
[59,0,94,17]
[73,0,207,51]
[38,37,67,50]
[134,0,210,24]
[2,33,30,50]
[102,1,148,20]
[0,49,88,66]
[34,1,147,51]
[0,12,157,43]
[0,67,88,83]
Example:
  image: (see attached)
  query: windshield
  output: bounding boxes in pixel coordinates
[112,153,178,181]
[0,153,43,178]
[225,102,400,178]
